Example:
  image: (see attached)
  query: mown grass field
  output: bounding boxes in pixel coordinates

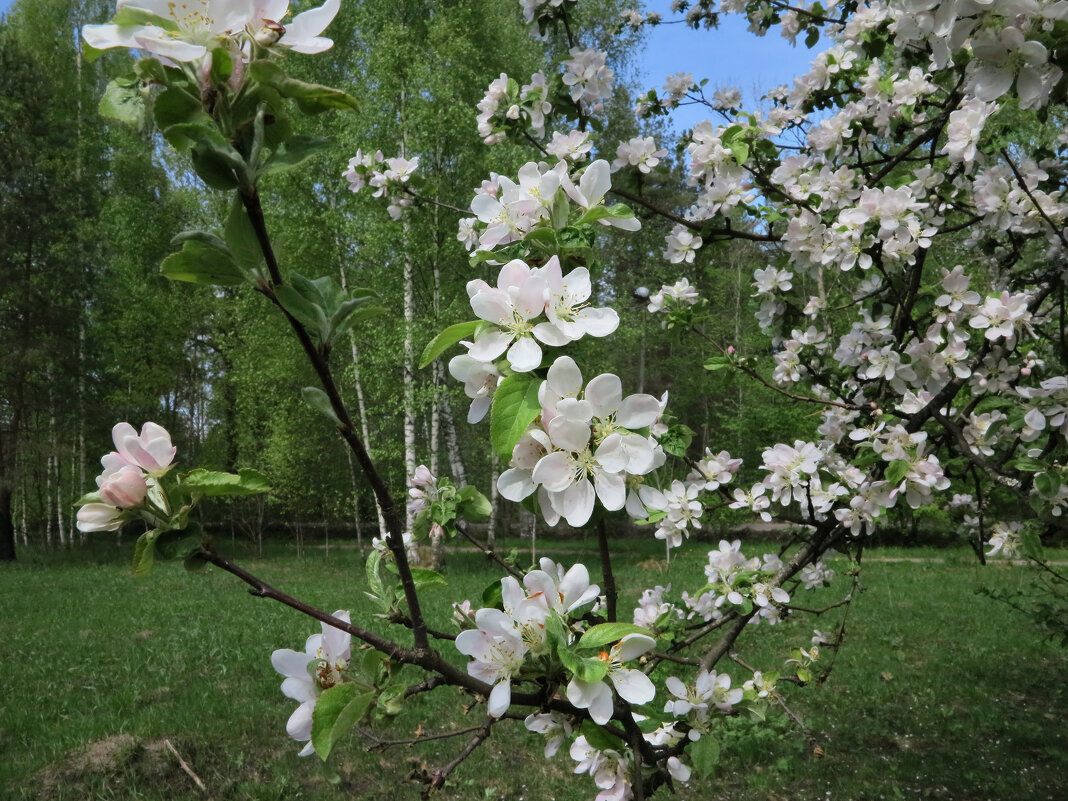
[1,536,1066,801]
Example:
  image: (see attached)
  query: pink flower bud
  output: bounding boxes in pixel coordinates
[99,465,148,508]
[727,345,736,355]
[1021,366,1032,376]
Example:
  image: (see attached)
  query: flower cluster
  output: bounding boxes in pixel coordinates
[496,356,665,527]
[84,0,340,66]
[76,422,176,533]
[342,149,420,220]
[476,71,554,145]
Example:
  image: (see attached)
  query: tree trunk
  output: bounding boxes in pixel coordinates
[338,264,385,539]
[401,127,417,535]
[442,393,466,485]
[0,485,15,561]
[487,451,499,549]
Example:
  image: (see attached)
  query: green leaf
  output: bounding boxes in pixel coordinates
[578,623,654,651]
[704,355,731,371]
[208,47,233,84]
[884,460,910,486]
[490,373,543,459]
[1020,529,1045,561]
[303,386,343,427]
[1035,472,1061,499]
[365,549,387,607]
[224,197,263,275]
[1009,456,1046,473]
[691,735,720,777]
[580,721,622,753]
[276,286,329,336]
[248,61,359,114]
[263,135,332,175]
[74,491,102,507]
[419,321,482,368]
[660,424,694,458]
[481,579,503,610]
[410,567,448,591]
[576,203,637,226]
[456,485,492,520]
[559,648,609,683]
[134,58,167,84]
[182,468,271,497]
[171,230,230,251]
[132,530,157,577]
[311,684,374,760]
[99,78,145,127]
[112,6,179,29]
[160,240,245,286]
[191,140,241,190]
[730,141,750,164]
[154,89,211,147]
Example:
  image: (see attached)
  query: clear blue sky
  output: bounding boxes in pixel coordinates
[639,0,815,130]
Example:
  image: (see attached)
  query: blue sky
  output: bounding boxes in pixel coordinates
[639,0,815,130]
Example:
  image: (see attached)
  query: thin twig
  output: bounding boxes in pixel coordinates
[163,739,207,793]
[363,723,488,752]
[426,717,496,795]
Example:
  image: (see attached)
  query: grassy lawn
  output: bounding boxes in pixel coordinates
[1,536,1065,800]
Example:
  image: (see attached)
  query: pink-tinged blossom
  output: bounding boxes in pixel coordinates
[524,557,600,615]
[569,735,631,801]
[455,608,530,718]
[111,422,176,475]
[942,97,998,164]
[562,47,615,110]
[612,136,667,173]
[969,291,1032,341]
[525,711,573,758]
[448,355,499,423]
[546,129,593,162]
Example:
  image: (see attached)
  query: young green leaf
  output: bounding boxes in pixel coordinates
[490,373,543,459]
[311,684,375,760]
[419,321,482,368]
[160,240,245,286]
[302,387,343,427]
[577,623,654,651]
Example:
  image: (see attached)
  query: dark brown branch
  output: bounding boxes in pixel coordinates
[598,518,618,622]
[238,187,429,651]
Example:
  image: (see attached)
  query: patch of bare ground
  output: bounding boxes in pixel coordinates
[33,735,202,800]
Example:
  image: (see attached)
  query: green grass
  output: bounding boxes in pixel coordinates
[1,537,1066,800]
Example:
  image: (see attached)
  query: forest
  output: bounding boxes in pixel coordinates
[0,0,811,559]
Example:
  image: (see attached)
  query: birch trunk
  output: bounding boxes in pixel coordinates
[338,264,382,541]
[487,452,499,549]
[400,100,417,537]
[442,390,466,485]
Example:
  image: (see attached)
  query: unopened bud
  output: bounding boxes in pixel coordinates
[254,20,285,47]
[1021,366,1032,376]
[634,286,650,299]
[727,345,736,355]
